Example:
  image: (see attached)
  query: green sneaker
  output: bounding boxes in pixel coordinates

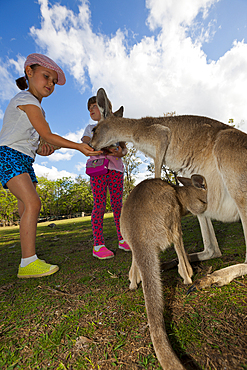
[17,259,59,278]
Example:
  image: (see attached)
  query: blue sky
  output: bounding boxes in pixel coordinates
[0,0,247,183]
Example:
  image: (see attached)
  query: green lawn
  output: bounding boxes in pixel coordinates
[0,214,246,369]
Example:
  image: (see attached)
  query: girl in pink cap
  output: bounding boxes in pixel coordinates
[0,53,102,278]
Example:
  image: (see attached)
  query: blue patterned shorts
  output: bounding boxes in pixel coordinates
[0,146,37,189]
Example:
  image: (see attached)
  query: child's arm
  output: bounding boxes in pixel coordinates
[81,136,91,144]
[119,142,128,156]
[82,135,112,155]
[19,104,102,156]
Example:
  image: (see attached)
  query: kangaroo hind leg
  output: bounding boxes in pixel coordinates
[189,215,222,262]
[193,263,247,289]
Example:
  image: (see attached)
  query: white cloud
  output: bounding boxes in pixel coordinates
[28,0,247,129]
[43,128,85,162]
[145,0,219,32]
[63,128,85,142]
[47,150,75,162]
[9,55,26,75]
[0,60,19,102]
[75,161,86,171]
[1,0,247,182]
[135,170,150,185]
[0,55,26,117]
[33,163,78,180]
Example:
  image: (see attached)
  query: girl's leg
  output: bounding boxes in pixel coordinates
[90,175,107,246]
[7,173,59,277]
[17,181,37,217]
[107,171,124,241]
[7,173,41,258]
[90,175,114,259]
[107,171,130,252]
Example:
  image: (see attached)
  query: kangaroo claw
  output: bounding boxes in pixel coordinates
[186,285,197,295]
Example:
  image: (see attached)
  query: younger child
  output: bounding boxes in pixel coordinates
[82,96,130,259]
[0,53,102,278]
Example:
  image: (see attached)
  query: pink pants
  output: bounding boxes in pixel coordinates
[90,170,124,246]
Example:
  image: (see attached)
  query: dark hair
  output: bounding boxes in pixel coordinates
[87,95,112,112]
[15,77,28,90]
[87,96,96,110]
[15,64,39,90]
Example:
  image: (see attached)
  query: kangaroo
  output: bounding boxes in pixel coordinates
[120,175,207,370]
[90,88,247,288]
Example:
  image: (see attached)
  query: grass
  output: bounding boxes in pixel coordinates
[0,213,247,369]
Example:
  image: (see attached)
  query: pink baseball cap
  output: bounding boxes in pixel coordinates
[24,53,66,85]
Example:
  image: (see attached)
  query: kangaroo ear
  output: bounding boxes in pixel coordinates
[113,106,124,117]
[96,88,111,119]
[191,174,207,190]
[177,177,192,187]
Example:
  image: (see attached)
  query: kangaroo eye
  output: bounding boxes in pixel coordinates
[92,127,96,133]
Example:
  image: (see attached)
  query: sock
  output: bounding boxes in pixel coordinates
[119,240,124,244]
[93,245,104,252]
[20,254,38,268]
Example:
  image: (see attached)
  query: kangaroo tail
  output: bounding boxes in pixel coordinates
[135,249,185,370]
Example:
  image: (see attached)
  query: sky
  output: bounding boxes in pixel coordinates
[0,0,247,184]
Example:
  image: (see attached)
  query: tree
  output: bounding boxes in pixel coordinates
[36,177,57,217]
[36,176,95,217]
[122,145,142,198]
[0,184,18,226]
[146,162,178,184]
[54,177,75,216]
[72,175,94,214]
[228,118,245,130]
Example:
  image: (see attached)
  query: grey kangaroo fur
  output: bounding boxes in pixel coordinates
[120,174,207,370]
[90,88,247,288]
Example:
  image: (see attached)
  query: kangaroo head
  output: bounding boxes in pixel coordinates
[90,88,124,150]
[177,174,207,215]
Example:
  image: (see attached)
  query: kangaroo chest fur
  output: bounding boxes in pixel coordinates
[163,118,241,222]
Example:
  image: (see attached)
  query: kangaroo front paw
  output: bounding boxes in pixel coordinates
[183,276,193,285]
[129,273,141,290]
[129,281,138,290]
[189,249,222,262]
[129,260,141,290]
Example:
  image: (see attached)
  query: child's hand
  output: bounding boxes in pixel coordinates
[37,142,55,156]
[79,143,103,156]
[107,146,124,157]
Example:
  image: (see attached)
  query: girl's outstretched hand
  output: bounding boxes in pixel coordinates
[79,143,103,156]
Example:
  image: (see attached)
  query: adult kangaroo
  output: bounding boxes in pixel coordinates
[120,174,207,370]
[90,88,247,287]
